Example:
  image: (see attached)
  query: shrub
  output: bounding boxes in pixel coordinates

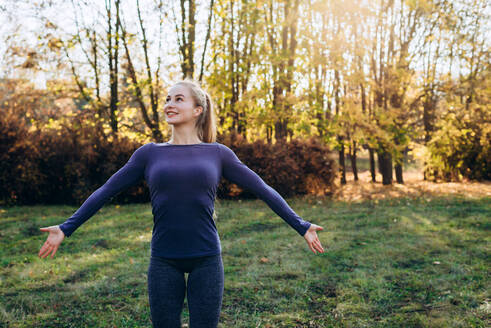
[217,132,337,199]
[0,113,148,206]
[0,119,336,205]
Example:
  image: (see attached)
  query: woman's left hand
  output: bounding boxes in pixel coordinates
[303,223,325,254]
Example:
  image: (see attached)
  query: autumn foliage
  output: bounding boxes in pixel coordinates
[0,109,149,206]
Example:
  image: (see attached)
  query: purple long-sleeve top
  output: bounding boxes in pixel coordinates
[58,142,312,259]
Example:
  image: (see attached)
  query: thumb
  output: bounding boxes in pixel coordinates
[39,227,51,232]
[316,225,324,230]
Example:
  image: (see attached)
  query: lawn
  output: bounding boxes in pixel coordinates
[0,195,489,327]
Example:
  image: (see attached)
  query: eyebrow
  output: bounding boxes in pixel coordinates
[167,94,185,98]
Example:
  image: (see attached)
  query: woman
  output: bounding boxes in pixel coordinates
[38,80,325,328]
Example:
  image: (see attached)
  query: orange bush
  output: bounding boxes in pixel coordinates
[0,111,148,206]
[1,115,336,205]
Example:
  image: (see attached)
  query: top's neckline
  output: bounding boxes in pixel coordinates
[155,142,208,146]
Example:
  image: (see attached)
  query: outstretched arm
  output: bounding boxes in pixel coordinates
[57,143,150,238]
[218,144,325,254]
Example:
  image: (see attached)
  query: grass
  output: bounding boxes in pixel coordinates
[0,195,490,327]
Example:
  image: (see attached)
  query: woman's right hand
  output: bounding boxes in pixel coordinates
[38,225,65,259]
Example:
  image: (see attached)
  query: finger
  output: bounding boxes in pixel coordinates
[308,242,317,254]
[40,246,49,258]
[38,244,45,256]
[40,245,52,258]
[43,247,53,259]
[51,247,57,258]
[39,243,49,257]
[45,241,56,252]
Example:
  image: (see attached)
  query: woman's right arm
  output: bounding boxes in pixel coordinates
[57,143,151,238]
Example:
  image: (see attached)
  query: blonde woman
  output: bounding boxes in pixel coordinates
[38,80,325,328]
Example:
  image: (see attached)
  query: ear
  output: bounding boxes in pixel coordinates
[194,106,203,116]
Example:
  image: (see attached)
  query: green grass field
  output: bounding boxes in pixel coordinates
[1,195,489,327]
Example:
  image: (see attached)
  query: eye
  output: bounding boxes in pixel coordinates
[177,97,183,101]
[165,97,170,102]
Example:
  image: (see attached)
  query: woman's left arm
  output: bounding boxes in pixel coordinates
[218,144,325,254]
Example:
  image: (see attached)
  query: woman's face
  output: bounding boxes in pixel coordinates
[164,84,202,126]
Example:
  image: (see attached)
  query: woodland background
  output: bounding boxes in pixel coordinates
[0,0,490,205]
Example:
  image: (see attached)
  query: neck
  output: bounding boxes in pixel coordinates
[169,128,202,145]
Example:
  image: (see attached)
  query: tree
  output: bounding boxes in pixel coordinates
[208,0,260,137]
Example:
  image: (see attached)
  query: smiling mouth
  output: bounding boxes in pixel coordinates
[166,112,178,117]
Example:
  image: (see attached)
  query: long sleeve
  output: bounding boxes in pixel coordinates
[218,144,311,236]
[58,143,150,238]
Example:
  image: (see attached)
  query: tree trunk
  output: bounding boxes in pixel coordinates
[350,141,358,181]
[423,93,436,181]
[394,138,404,184]
[266,125,272,144]
[395,163,404,184]
[108,0,120,135]
[377,151,392,185]
[369,147,376,182]
[179,0,196,79]
[274,119,288,142]
[339,138,346,185]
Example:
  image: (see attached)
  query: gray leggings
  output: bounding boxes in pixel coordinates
[147,253,224,328]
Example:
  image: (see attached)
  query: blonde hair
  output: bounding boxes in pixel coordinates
[173,80,217,143]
